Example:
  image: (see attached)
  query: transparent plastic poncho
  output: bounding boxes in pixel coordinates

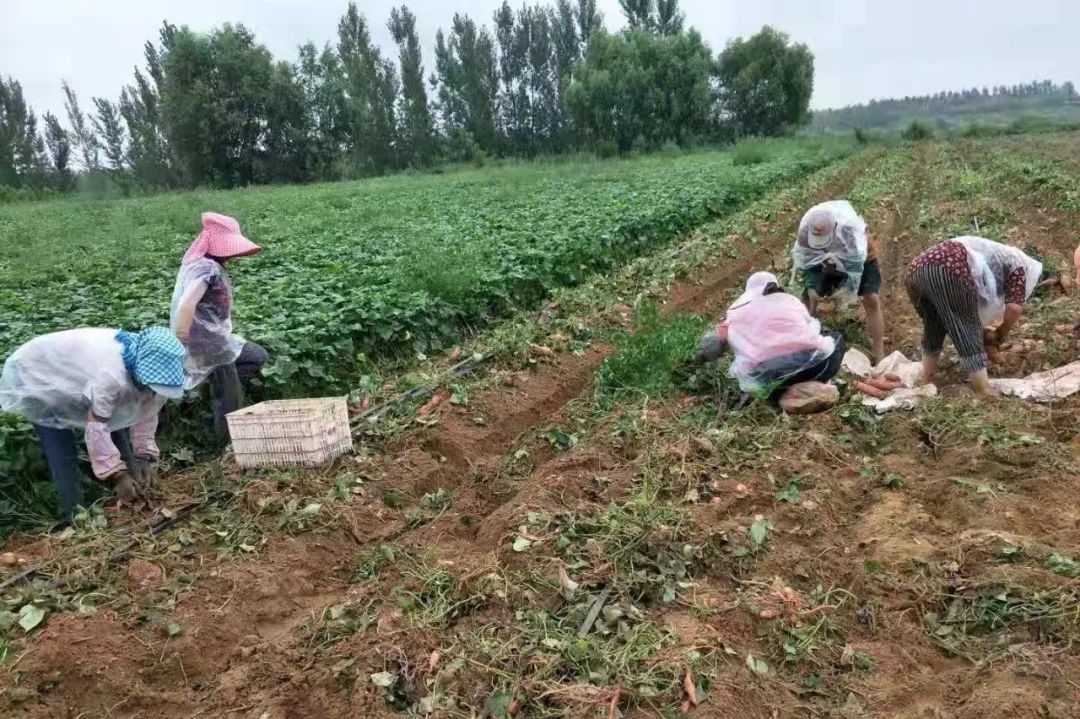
[0,328,166,430]
[170,258,246,387]
[724,273,837,393]
[953,236,1043,326]
[792,200,868,294]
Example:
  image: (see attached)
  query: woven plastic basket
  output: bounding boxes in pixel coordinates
[226,397,352,469]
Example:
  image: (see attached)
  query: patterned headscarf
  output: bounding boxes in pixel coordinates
[181,212,262,265]
[115,328,187,398]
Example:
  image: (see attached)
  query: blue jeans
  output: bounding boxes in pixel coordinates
[33,425,135,518]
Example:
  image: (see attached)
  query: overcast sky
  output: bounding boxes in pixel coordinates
[3,0,1078,122]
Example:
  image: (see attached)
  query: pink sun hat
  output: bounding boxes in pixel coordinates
[181,212,262,265]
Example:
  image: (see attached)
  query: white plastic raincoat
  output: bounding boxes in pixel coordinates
[792,200,869,294]
[723,273,837,393]
[953,236,1043,326]
[0,328,167,431]
[1,327,185,479]
[170,258,246,387]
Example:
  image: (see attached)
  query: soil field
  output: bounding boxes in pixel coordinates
[3,134,1080,719]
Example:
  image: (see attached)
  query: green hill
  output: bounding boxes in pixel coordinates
[814,79,1079,132]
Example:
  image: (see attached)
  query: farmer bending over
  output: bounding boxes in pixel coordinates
[792,200,885,362]
[697,272,846,401]
[171,213,269,441]
[906,236,1041,396]
[0,328,186,518]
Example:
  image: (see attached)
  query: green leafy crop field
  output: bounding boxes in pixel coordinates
[0,139,851,394]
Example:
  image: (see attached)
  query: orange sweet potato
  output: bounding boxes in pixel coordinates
[856,380,889,399]
[867,376,903,391]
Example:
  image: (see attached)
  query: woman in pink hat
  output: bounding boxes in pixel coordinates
[170,212,268,439]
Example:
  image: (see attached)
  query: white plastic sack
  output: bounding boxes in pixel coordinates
[779,382,839,414]
[843,349,923,387]
[991,360,1080,401]
[0,328,165,430]
[842,348,936,413]
[792,200,868,294]
[170,258,246,387]
[953,236,1043,326]
[871,385,939,412]
[725,273,836,393]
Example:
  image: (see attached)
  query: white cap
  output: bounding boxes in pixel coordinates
[806,208,837,250]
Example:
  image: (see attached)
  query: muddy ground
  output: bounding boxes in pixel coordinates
[4,136,1080,719]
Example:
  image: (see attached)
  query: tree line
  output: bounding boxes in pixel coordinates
[815,79,1078,131]
[0,0,815,197]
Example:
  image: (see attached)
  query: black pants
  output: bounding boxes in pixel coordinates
[34,425,135,518]
[209,340,269,440]
[749,332,846,402]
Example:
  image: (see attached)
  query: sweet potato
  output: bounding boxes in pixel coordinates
[855,380,889,399]
[866,376,903,391]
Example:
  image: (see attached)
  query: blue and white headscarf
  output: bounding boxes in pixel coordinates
[115,327,187,399]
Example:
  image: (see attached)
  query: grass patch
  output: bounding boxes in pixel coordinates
[451,610,702,717]
[731,139,774,166]
[361,544,717,716]
[594,305,705,407]
[515,482,701,605]
[368,590,714,717]
[352,543,407,582]
[902,120,934,141]
[762,586,865,672]
[394,562,491,628]
[924,583,1080,658]
[915,398,1042,457]
[303,600,376,653]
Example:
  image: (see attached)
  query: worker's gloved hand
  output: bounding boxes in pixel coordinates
[696,330,726,364]
[112,471,142,504]
[129,458,158,496]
